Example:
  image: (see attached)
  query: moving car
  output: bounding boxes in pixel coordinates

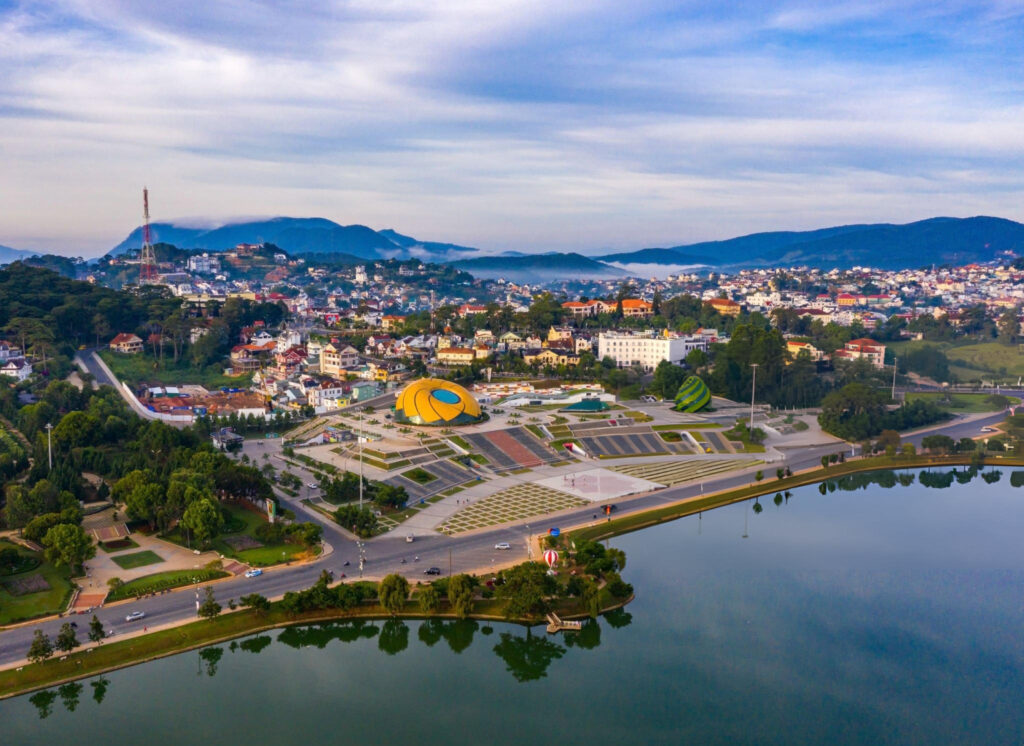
[423,567,442,576]
[245,568,264,578]
[125,611,145,622]
[494,542,511,550]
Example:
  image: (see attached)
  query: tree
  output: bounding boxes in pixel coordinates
[418,584,441,614]
[88,615,105,644]
[922,434,955,454]
[55,622,79,653]
[181,498,224,548]
[198,587,222,620]
[27,629,53,664]
[497,562,555,619]
[378,573,410,616]
[579,576,600,619]
[651,360,687,400]
[447,573,475,619]
[754,470,763,483]
[42,523,95,572]
[240,593,270,617]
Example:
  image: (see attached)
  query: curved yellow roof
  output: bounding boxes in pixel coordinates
[395,378,482,426]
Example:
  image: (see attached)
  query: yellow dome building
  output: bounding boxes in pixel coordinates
[394,378,482,426]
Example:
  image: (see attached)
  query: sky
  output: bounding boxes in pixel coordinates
[2,0,1024,256]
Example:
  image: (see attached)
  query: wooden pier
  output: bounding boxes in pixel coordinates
[545,613,583,634]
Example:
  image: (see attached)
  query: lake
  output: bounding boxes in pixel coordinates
[4,467,1024,745]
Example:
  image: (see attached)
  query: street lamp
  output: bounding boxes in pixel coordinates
[749,363,759,429]
[45,422,53,471]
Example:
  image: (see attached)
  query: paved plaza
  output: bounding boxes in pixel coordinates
[536,467,664,501]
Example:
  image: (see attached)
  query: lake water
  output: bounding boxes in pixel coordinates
[4,468,1024,745]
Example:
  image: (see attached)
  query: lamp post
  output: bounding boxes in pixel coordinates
[45,422,53,471]
[749,363,759,429]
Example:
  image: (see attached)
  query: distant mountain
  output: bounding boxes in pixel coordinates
[0,245,38,264]
[448,252,624,282]
[110,218,479,262]
[596,217,1024,270]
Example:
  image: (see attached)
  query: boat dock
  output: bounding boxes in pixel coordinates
[545,612,583,634]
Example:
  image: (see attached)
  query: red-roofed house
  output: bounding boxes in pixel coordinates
[110,333,143,354]
[834,338,886,368]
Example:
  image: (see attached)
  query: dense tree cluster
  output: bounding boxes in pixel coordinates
[818,383,947,441]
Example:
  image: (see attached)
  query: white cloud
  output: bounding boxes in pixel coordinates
[0,0,1022,254]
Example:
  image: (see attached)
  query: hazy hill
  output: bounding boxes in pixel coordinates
[0,245,39,264]
[110,218,479,262]
[597,217,1024,270]
[448,252,624,282]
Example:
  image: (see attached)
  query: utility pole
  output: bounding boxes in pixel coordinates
[45,422,53,470]
[448,547,452,577]
[357,412,363,509]
[749,363,759,429]
[891,357,898,401]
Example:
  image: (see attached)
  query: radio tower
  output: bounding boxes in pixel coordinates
[139,187,158,284]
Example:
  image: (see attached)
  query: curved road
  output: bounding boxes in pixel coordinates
[0,405,1009,668]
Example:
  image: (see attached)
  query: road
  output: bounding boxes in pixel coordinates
[0,405,1009,668]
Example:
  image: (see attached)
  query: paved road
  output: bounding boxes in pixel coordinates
[0,405,1008,668]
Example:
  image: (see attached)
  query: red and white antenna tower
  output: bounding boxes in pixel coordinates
[139,187,158,284]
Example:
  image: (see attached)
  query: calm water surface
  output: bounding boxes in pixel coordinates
[4,468,1024,745]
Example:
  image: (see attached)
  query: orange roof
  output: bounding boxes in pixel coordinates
[621,299,652,308]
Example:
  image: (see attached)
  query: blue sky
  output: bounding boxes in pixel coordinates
[1,0,1023,255]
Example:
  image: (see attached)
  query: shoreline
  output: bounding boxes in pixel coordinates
[568,452,1015,543]
[0,594,633,701]
[1,452,1012,701]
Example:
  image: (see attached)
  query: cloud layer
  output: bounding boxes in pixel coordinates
[1,0,1023,255]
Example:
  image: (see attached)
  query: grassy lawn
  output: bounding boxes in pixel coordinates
[97,537,140,554]
[99,349,248,389]
[111,551,164,570]
[905,392,1019,413]
[163,503,307,566]
[404,467,437,485]
[107,568,229,602]
[0,544,74,626]
[945,342,1024,379]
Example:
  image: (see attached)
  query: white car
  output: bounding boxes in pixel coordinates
[125,611,145,622]
[494,542,511,550]
[307,482,318,489]
[245,568,264,578]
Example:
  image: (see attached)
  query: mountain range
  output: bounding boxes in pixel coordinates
[64,214,1024,276]
[0,244,38,264]
[109,218,478,263]
[596,217,1024,271]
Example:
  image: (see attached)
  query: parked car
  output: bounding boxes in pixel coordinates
[406,535,415,543]
[307,482,318,489]
[423,567,442,576]
[494,542,511,550]
[125,611,145,622]
[245,568,264,578]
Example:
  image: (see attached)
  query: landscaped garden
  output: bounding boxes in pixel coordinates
[106,568,229,602]
[162,502,314,566]
[0,541,75,625]
[111,550,164,570]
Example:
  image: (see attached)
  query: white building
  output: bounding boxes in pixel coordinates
[0,358,32,381]
[597,331,707,371]
[187,253,221,274]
